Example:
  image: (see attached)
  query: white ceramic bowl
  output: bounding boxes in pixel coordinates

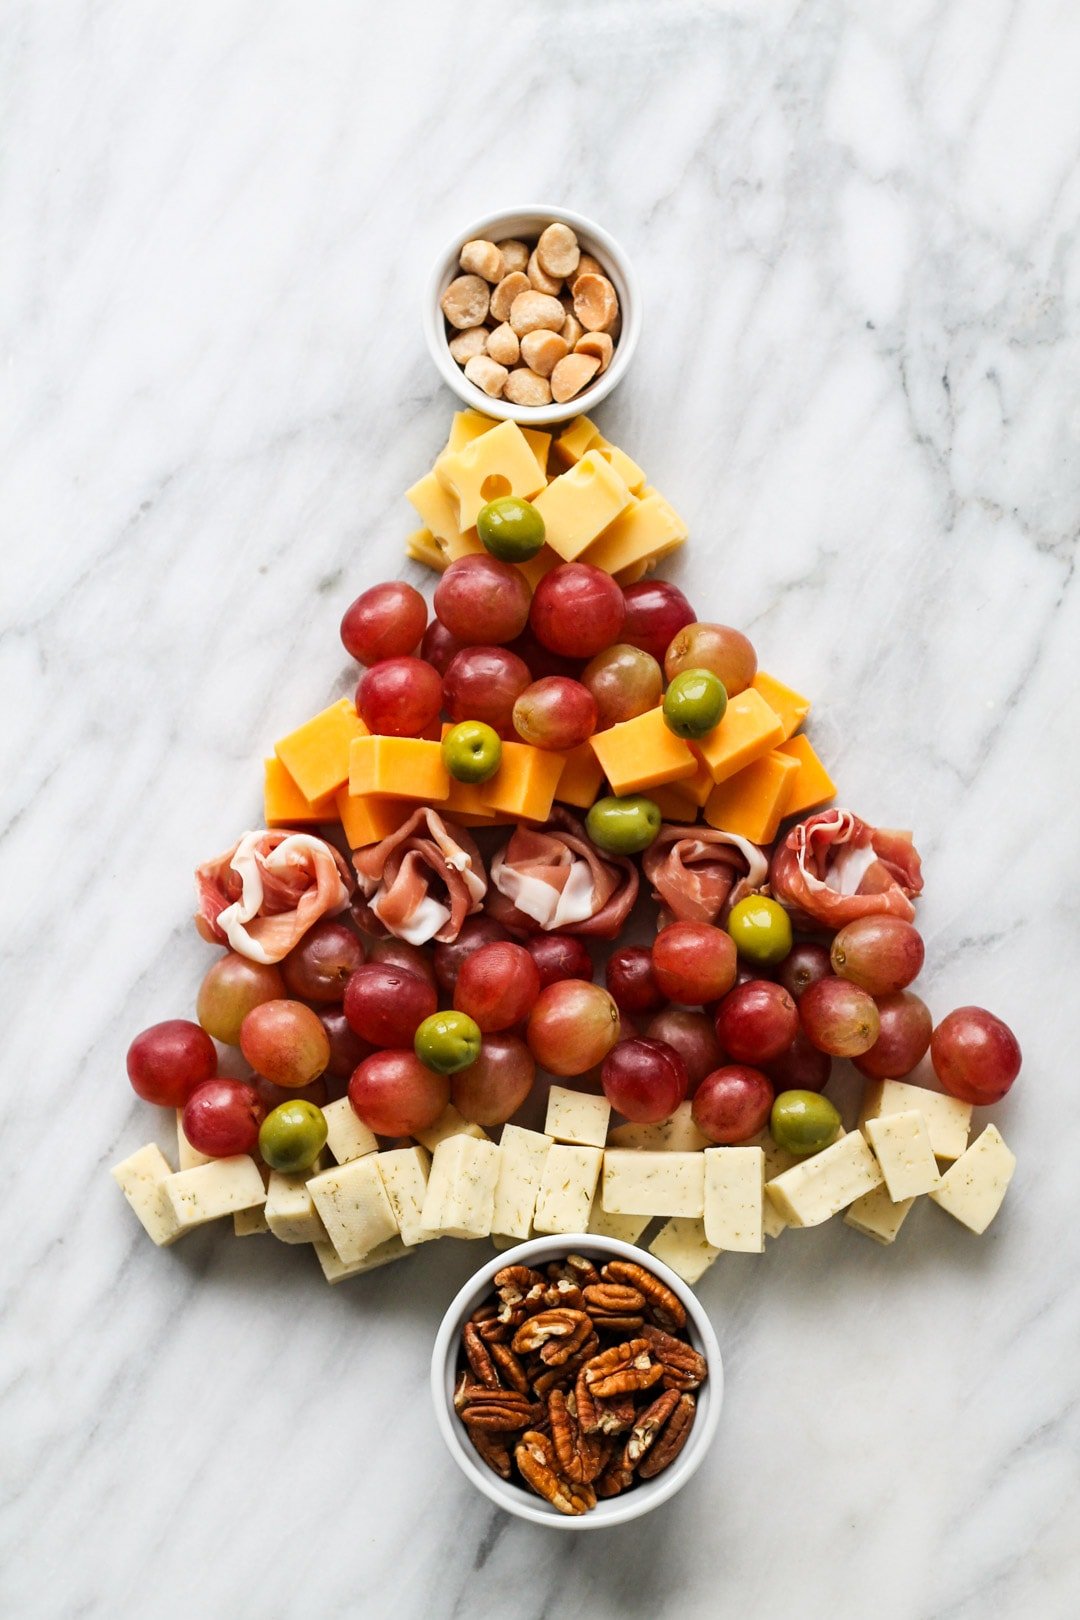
[430,1234,722,1529]
[423,205,642,427]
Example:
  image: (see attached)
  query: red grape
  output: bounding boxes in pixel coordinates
[645,1008,723,1090]
[692,1065,774,1144]
[434,555,531,645]
[182,1079,264,1157]
[421,617,466,676]
[127,1020,217,1107]
[831,917,925,996]
[776,942,832,1002]
[602,1038,688,1124]
[253,1074,330,1112]
[508,627,582,682]
[652,922,738,1006]
[196,955,285,1046]
[348,1050,449,1137]
[765,1028,831,1093]
[433,916,510,994]
[239,1000,330,1088]
[527,980,621,1075]
[317,1009,372,1081]
[343,963,437,1047]
[664,622,757,695]
[853,991,932,1080]
[364,937,439,990]
[530,564,627,659]
[621,580,697,663]
[357,657,443,738]
[582,644,663,729]
[450,1032,536,1125]
[930,1006,1021,1104]
[606,947,665,1015]
[513,677,597,751]
[281,920,364,1004]
[799,977,880,1057]
[340,581,427,665]
[454,941,541,1032]
[524,934,593,989]
[443,646,532,737]
[715,980,798,1064]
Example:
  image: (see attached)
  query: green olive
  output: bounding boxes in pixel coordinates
[414,1010,482,1075]
[586,794,662,855]
[663,667,727,738]
[258,1099,328,1174]
[770,1090,841,1157]
[441,720,502,783]
[727,895,793,966]
[476,496,546,562]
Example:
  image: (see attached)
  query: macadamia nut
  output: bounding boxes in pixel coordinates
[572,252,603,288]
[509,290,566,337]
[496,239,529,274]
[574,331,614,374]
[573,273,619,333]
[527,248,562,297]
[504,368,553,406]
[441,274,490,329]
[490,270,532,323]
[486,322,520,366]
[520,329,570,378]
[536,222,581,280]
[448,327,489,363]
[561,311,584,347]
[464,354,509,397]
[550,352,601,403]
[459,239,505,282]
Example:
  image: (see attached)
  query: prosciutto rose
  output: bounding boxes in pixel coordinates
[642,825,769,926]
[487,809,638,939]
[352,807,486,945]
[195,829,354,964]
[769,808,923,928]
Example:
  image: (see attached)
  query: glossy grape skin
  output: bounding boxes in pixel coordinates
[776,941,833,1002]
[606,947,665,1016]
[853,991,932,1080]
[692,1065,775,1144]
[930,1006,1022,1104]
[340,581,427,665]
[434,916,510,994]
[348,1050,449,1137]
[281,920,364,1004]
[239,1000,331,1088]
[652,922,738,1006]
[443,646,532,737]
[356,656,443,738]
[714,980,798,1064]
[770,1090,841,1156]
[421,618,465,676]
[662,668,727,739]
[664,623,757,696]
[726,897,793,968]
[127,1020,217,1107]
[831,917,926,996]
[529,563,627,659]
[258,1098,328,1173]
[621,581,697,663]
[454,942,541,1032]
[799,977,880,1058]
[645,1008,724,1091]
[524,934,593,990]
[450,1032,536,1125]
[183,1079,264,1157]
[342,963,438,1047]
[513,677,598,751]
[196,954,285,1046]
[317,1009,372,1081]
[581,644,663,730]
[527,980,621,1076]
[764,1028,831,1093]
[434,555,532,645]
[508,627,582,683]
[586,795,662,856]
[364,937,439,990]
[602,1038,688,1124]
[476,496,545,561]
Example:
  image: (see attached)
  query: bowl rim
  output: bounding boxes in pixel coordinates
[422,203,642,427]
[430,1233,723,1529]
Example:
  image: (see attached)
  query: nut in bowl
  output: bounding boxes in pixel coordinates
[430,1234,723,1529]
[424,207,641,426]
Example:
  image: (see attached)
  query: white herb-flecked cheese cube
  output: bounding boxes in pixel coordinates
[164,1155,267,1231]
[491,1231,523,1251]
[111,1144,183,1246]
[533,1144,603,1234]
[175,1110,211,1170]
[748,1131,801,1239]
[234,1206,270,1236]
[265,1160,329,1245]
[929,1124,1015,1234]
[413,1104,490,1153]
[322,1096,378,1165]
[601,1150,705,1219]
[703,1146,764,1252]
[608,1102,710,1153]
[314,1235,413,1283]
[865,1110,941,1201]
[859,1079,971,1161]
[586,1194,651,1245]
[765,1131,882,1228]
[649,1217,720,1285]
[308,1156,399,1262]
[376,1147,433,1246]
[492,1124,552,1240]
[844,1182,915,1245]
[545,1086,610,1149]
[420,1136,500,1238]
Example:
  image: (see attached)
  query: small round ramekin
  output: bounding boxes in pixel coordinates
[423,205,641,427]
[430,1234,722,1529]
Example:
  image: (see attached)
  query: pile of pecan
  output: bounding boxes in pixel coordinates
[454,1254,707,1516]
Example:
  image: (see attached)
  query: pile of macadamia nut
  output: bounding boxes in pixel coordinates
[440,222,621,407]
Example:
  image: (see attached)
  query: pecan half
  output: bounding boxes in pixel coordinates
[489,1341,529,1394]
[458,1388,540,1432]
[515,1430,597,1516]
[638,1392,696,1479]
[531,1331,599,1397]
[595,1395,637,1435]
[462,1322,501,1388]
[641,1323,708,1391]
[548,1389,605,1484]
[495,1266,545,1321]
[602,1260,686,1332]
[512,1308,594,1366]
[624,1387,681,1467]
[582,1337,664,1399]
[467,1426,511,1480]
[583,1282,646,1334]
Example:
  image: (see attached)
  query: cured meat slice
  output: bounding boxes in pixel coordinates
[488,809,638,939]
[352,807,486,945]
[642,826,769,926]
[195,830,354,964]
[769,808,923,928]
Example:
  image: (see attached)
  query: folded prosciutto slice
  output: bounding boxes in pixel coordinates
[352,808,486,946]
[488,809,638,939]
[769,808,923,927]
[642,825,769,926]
[195,829,354,964]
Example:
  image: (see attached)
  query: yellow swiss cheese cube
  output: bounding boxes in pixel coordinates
[751,672,811,741]
[692,688,785,785]
[264,758,337,826]
[404,528,448,573]
[589,706,698,796]
[275,699,369,803]
[348,735,449,802]
[703,750,800,844]
[776,734,836,817]
[531,451,632,561]
[584,491,688,578]
[405,470,470,547]
[435,420,546,530]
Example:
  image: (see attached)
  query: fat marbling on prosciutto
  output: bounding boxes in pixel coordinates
[769,807,923,927]
[642,824,769,926]
[195,829,354,964]
[487,808,638,939]
[352,807,486,946]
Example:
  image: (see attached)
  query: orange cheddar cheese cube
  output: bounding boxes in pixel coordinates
[334,787,415,849]
[434,420,546,530]
[531,452,632,561]
[555,742,605,810]
[275,699,369,803]
[481,741,565,822]
[751,672,811,742]
[264,758,337,826]
[589,706,698,797]
[776,734,836,817]
[678,757,716,808]
[348,736,449,802]
[692,688,785,786]
[649,784,699,823]
[703,751,800,844]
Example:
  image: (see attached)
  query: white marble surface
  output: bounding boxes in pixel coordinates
[4,1,1079,1615]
